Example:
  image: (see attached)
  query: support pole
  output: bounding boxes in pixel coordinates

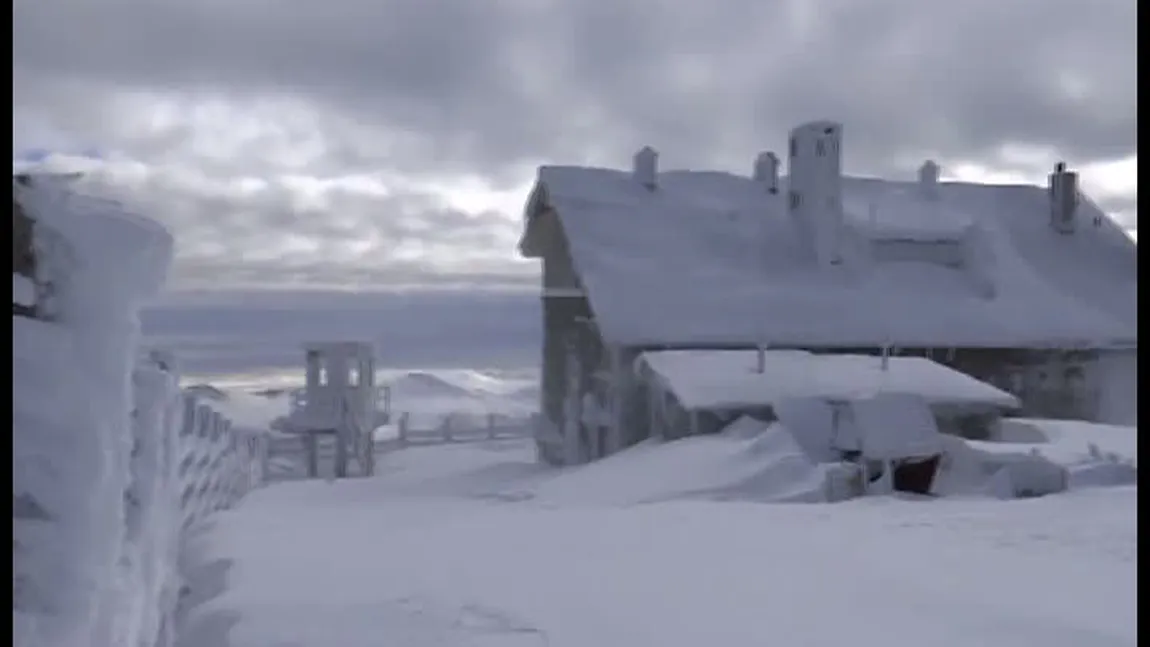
[305,433,319,479]
[334,430,349,479]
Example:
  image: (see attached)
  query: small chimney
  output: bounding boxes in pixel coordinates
[1048,161,1078,234]
[753,151,780,194]
[918,160,940,201]
[633,146,658,191]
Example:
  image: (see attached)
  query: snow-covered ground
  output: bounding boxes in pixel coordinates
[181,415,1137,647]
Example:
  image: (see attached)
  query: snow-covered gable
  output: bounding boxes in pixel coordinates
[526,165,1136,349]
[635,349,1021,413]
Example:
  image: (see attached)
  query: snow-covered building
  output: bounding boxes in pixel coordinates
[518,120,1137,466]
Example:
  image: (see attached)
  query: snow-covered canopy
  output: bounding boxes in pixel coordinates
[635,349,1021,412]
[523,165,1137,349]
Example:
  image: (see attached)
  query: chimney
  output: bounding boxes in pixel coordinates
[753,151,780,194]
[1048,161,1078,234]
[787,120,845,267]
[633,146,658,191]
[918,160,940,201]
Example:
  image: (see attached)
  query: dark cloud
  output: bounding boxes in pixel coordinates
[142,288,540,373]
[12,0,1137,289]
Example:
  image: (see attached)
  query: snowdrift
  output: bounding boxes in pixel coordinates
[531,417,853,506]
[526,412,1137,508]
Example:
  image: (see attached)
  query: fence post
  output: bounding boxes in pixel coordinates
[398,413,409,447]
[362,431,375,478]
[334,431,349,479]
[487,413,496,440]
[305,433,319,479]
[443,415,453,443]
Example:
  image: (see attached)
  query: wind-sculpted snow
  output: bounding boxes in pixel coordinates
[12,179,268,647]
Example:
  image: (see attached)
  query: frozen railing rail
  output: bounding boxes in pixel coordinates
[266,410,532,481]
[123,354,271,646]
[390,411,533,446]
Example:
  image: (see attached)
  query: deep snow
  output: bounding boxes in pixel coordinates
[184,415,1137,647]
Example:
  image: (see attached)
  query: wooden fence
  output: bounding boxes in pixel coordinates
[266,411,532,480]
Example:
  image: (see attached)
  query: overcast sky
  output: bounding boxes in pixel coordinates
[14,0,1137,292]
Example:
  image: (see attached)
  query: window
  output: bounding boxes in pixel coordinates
[349,366,360,387]
[789,137,797,158]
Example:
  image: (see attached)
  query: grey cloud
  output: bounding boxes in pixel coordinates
[14,0,1136,175]
[62,163,533,289]
[13,0,1137,289]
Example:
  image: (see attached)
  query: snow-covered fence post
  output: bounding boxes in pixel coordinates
[398,412,409,447]
[304,433,320,479]
[442,414,454,443]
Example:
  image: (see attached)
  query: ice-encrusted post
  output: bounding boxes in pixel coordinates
[753,151,780,194]
[787,120,844,267]
[633,146,658,191]
[1048,161,1079,235]
[918,160,940,201]
[13,178,175,647]
[881,342,891,372]
[755,343,767,374]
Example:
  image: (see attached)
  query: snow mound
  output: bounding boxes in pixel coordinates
[531,417,842,506]
[935,435,1069,498]
[995,418,1137,467]
[389,371,477,399]
[373,424,402,443]
[183,384,227,401]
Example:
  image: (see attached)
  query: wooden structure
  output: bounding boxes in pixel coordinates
[290,342,377,479]
[518,124,1137,467]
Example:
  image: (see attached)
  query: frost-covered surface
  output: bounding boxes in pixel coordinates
[1094,350,1138,426]
[994,418,1137,465]
[185,428,1137,647]
[638,349,1019,411]
[12,179,268,647]
[851,393,945,459]
[13,273,36,306]
[532,167,1136,347]
[13,179,173,647]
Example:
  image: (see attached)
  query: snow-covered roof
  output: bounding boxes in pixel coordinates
[635,349,1021,412]
[525,165,1137,348]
